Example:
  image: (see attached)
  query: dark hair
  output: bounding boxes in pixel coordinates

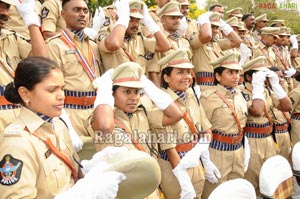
[112,85,120,93]
[269,66,281,72]
[62,0,86,8]
[213,66,226,85]
[242,13,254,22]
[244,70,256,83]
[4,57,60,105]
[209,4,223,11]
[161,67,174,89]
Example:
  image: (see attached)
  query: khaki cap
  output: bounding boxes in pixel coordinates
[158,49,193,71]
[178,0,189,6]
[112,62,144,88]
[261,27,280,38]
[157,1,183,17]
[237,22,247,31]
[129,0,144,19]
[278,27,289,36]
[269,19,285,27]
[106,150,161,199]
[226,16,239,27]
[210,52,242,70]
[1,0,15,5]
[226,7,243,18]
[255,14,268,22]
[242,56,270,73]
[210,12,221,27]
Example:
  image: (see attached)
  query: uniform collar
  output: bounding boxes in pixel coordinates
[18,107,50,133]
[216,84,235,97]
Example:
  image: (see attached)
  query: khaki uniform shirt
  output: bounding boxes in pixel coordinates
[47,30,102,91]
[201,84,248,134]
[147,31,191,73]
[185,18,198,39]
[189,36,231,74]
[252,41,276,67]
[5,1,41,40]
[273,45,291,70]
[158,88,211,150]
[244,30,257,48]
[41,0,66,33]
[289,84,300,114]
[269,89,288,124]
[251,30,261,44]
[243,82,273,124]
[98,32,156,73]
[0,29,31,70]
[0,107,78,199]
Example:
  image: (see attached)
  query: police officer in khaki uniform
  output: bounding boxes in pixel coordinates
[47,0,102,160]
[241,13,256,48]
[242,56,291,195]
[189,12,241,91]
[289,76,300,146]
[4,0,41,40]
[201,52,249,199]
[0,57,80,198]
[269,19,285,27]
[98,0,170,73]
[251,27,279,67]
[148,1,192,86]
[0,0,48,132]
[41,0,66,39]
[177,0,198,39]
[154,49,212,199]
[252,14,268,43]
[92,62,183,199]
[268,66,291,160]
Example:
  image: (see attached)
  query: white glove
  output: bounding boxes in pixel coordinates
[239,43,251,65]
[219,19,233,35]
[141,2,160,34]
[55,162,126,199]
[94,69,114,109]
[141,75,173,110]
[244,136,250,172]
[172,166,196,199]
[266,70,287,99]
[92,6,105,32]
[81,146,128,176]
[178,16,187,36]
[60,109,83,152]
[197,11,212,26]
[14,0,40,27]
[201,150,221,183]
[83,27,98,40]
[290,35,298,49]
[193,85,201,99]
[252,71,267,101]
[284,67,296,78]
[114,0,130,28]
[180,137,209,169]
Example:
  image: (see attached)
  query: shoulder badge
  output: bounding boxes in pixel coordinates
[103,16,110,26]
[241,91,250,101]
[0,154,23,186]
[142,52,154,61]
[41,7,49,20]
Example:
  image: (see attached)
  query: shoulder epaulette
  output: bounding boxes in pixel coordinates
[45,32,62,43]
[202,89,217,98]
[3,123,24,137]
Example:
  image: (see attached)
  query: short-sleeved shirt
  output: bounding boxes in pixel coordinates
[47,30,102,91]
[98,32,156,73]
[41,0,66,34]
[158,87,211,151]
[0,107,78,199]
[201,84,248,134]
